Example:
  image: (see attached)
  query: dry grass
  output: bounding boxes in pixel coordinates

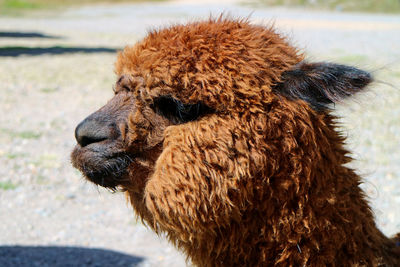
[250,0,400,13]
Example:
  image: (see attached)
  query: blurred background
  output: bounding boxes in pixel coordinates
[0,0,399,266]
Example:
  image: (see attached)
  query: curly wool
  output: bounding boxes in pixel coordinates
[112,18,400,266]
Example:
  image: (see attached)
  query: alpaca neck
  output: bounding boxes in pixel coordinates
[304,119,399,266]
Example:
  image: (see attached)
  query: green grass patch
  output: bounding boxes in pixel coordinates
[4,152,28,159]
[2,0,40,9]
[390,70,400,78]
[0,0,166,13]
[40,87,58,93]
[251,0,400,13]
[0,181,17,190]
[18,131,41,139]
[0,128,42,140]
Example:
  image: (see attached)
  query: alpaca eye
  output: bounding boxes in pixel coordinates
[151,96,213,124]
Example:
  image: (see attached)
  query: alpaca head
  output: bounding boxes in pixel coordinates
[71,18,373,263]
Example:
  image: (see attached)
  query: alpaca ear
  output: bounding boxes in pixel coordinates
[273,62,372,110]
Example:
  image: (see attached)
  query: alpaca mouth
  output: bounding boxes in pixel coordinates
[71,145,132,189]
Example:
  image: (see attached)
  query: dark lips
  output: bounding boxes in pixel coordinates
[71,145,132,189]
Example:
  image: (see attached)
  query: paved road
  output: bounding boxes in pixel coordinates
[0,1,399,266]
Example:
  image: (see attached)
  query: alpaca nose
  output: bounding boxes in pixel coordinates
[75,118,110,147]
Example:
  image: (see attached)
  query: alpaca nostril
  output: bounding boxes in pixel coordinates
[75,118,110,147]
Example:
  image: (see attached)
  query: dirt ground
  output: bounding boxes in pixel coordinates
[0,1,399,266]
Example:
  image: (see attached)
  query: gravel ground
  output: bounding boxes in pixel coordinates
[0,1,399,266]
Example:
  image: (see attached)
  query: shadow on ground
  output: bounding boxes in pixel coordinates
[0,246,144,267]
[0,46,119,56]
[0,31,61,39]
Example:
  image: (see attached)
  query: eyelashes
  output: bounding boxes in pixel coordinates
[151,95,214,124]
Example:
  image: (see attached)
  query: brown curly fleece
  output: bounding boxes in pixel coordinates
[72,17,400,266]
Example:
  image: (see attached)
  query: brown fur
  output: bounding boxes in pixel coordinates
[71,17,400,266]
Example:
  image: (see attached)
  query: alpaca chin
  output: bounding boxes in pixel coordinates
[70,145,131,189]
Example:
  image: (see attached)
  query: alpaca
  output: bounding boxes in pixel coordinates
[71,18,400,266]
